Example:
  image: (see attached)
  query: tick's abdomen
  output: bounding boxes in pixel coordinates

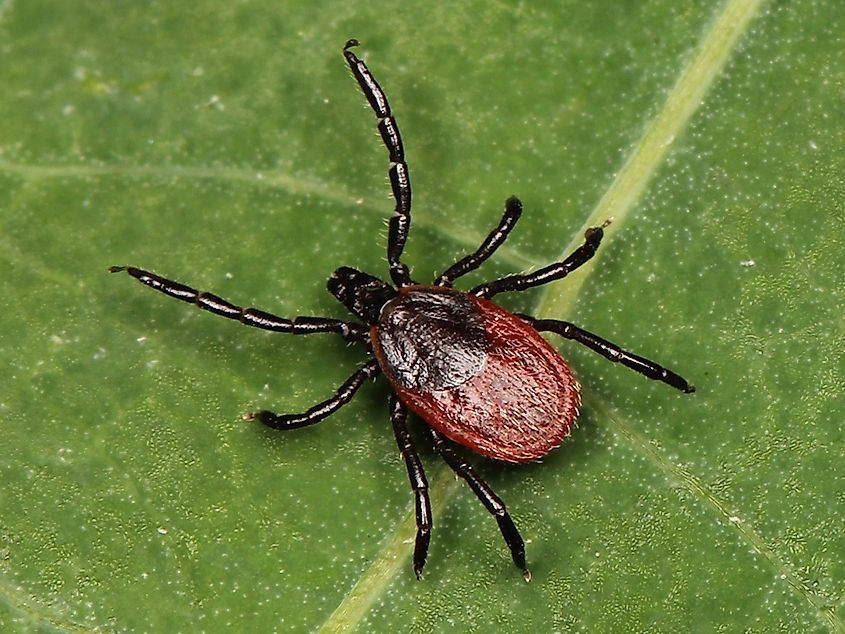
[372,286,581,462]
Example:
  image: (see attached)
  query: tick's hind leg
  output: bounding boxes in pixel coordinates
[389,395,432,579]
[247,359,381,429]
[471,220,611,299]
[520,315,695,393]
[109,266,367,342]
[435,196,523,287]
[425,427,531,582]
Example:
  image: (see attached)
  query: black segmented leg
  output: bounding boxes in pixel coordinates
[435,196,523,287]
[471,220,611,299]
[389,395,432,579]
[247,359,381,429]
[520,315,695,393]
[425,427,531,582]
[109,266,367,343]
[343,39,413,288]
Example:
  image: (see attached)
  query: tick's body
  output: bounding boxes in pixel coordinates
[110,39,693,581]
[372,286,579,463]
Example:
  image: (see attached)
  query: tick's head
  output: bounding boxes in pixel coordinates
[328,266,397,325]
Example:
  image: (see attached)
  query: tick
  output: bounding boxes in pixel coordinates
[110,39,694,581]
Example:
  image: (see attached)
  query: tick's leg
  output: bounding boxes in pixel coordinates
[343,39,413,287]
[109,266,367,343]
[520,315,695,393]
[247,359,381,429]
[389,395,432,579]
[425,427,531,582]
[471,220,611,299]
[435,196,523,287]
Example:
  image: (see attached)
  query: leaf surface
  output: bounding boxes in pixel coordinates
[1,1,843,632]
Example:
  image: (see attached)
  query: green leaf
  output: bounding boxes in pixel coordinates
[2,1,843,632]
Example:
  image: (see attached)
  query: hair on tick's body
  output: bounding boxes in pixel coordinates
[110,39,694,581]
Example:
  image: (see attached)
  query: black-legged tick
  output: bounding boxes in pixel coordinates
[110,39,694,581]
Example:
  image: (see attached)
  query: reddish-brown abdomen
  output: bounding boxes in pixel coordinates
[373,288,580,462]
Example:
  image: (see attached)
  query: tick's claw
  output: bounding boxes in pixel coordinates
[245,410,279,425]
[585,218,613,240]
